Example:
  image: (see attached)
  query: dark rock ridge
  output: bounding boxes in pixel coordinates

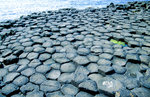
[0,1,150,97]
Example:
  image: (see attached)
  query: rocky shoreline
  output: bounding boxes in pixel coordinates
[0,1,150,97]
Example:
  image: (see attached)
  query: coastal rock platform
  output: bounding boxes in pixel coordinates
[0,1,150,97]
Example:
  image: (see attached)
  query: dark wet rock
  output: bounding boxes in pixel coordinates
[76,91,93,97]
[46,91,64,97]
[36,64,51,73]
[3,72,20,83]
[87,63,98,73]
[97,77,124,96]
[112,57,127,66]
[3,55,18,65]
[21,68,35,77]
[28,59,41,67]
[140,75,150,89]
[0,68,8,77]
[39,53,51,61]
[1,83,19,95]
[46,69,61,80]
[26,91,44,97]
[58,73,75,83]
[79,80,98,92]
[40,80,61,92]
[61,84,79,95]
[87,55,99,63]
[98,65,114,75]
[13,75,28,86]
[131,87,150,97]
[60,62,76,73]
[27,52,39,60]
[112,65,126,74]
[30,73,46,84]
[97,59,111,66]
[74,66,89,83]
[73,55,90,65]
[20,83,39,94]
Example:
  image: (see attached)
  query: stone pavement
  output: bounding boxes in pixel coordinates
[0,1,150,97]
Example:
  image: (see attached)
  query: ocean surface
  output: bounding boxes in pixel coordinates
[0,0,149,22]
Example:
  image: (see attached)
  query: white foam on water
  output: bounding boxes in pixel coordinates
[0,0,149,22]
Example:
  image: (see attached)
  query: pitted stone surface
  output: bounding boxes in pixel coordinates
[3,72,20,83]
[30,73,46,84]
[61,84,79,95]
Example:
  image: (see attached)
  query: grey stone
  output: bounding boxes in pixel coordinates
[46,69,61,80]
[77,48,90,55]
[17,59,30,65]
[3,72,20,83]
[124,78,139,89]
[87,63,98,73]
[140,55,150,64]
[42,41,53,47]
[125,62,143,80]
[30,73,46,84]
[2,49,12,57]
[99,53,113,60]
[1,83,19,95]
[66,53,77,60]
[115,89,136,97]
[17,64,28,72]
[21,68,35,77]
[40,80,61,92]
[97,59,111,66]
[112,65,126,74]
[131,87,150,97]
[113,51,125,58]
[27,52,39,60]
[76,91,93,97]
[140,75,150,89]
[11,94,25,97]
[91,46,103,54]
[36,64,51,73]
[87,55,99,62]
[112,57,127,66]
[19,53,28,59]
[0,68,8,77]
[39,53,51,61]
[74,66,89,83]
[79,80,98,92]
[74,35,84,40]
[88,74,103,84]
[126,54,140,61]
[46,91,64,97]
[61,84,79,95]
[73,56,90,65]
[98,65,114,75]
[33,47,45,53]
[25,47,34,52]
[46,48,55,54]
[97,77,124,95]
[20,83,39,93]
[26,91,44,97]
[8,64,18,72]
[58,73,75,83]
[28,59,41,67]
[95,94,108,97]
[13,75,28,86]
[61,63,76,73]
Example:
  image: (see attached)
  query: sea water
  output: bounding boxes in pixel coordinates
[0,0,149,22]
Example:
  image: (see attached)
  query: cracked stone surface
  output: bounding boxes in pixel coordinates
[0,1,150,97]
